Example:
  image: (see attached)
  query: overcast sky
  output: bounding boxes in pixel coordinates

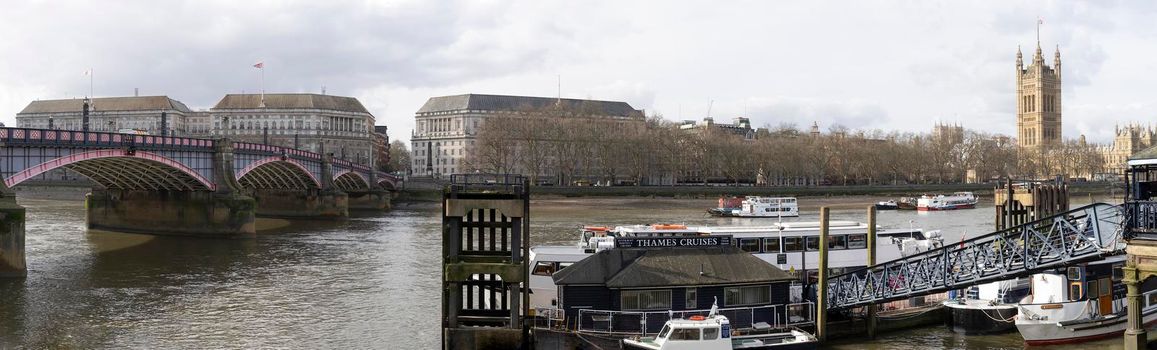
[2,1,1155,145]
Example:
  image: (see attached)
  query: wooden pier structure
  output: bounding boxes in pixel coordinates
[441,174,531,350]
[994,179,1069,230]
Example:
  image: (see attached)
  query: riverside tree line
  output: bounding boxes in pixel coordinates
[395,107,1106,186]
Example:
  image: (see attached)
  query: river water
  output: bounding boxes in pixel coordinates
[0,194,1133,349]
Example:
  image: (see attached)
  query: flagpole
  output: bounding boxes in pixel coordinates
[260,65,265,108]
[89,68,94,98]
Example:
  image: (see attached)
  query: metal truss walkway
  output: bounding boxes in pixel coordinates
[827,203,1126,309]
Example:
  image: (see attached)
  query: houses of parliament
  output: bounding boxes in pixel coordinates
[1016,39,1153,178]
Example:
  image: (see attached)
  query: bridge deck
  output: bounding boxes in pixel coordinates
[827,203,1125,309]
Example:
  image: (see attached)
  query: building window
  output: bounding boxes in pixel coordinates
[621,290,672,311]
[725,285,771,306]
[686,288,697,309]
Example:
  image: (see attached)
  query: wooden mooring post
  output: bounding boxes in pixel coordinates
[816,207,830,342]
[994,179,1068,231]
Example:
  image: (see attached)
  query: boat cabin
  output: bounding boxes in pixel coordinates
[552,243,798,334]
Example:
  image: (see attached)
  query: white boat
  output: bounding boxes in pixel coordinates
[529,222,943,310]
[943,278,1030,334]
[1015,256,1157,346]
[708,196,799,217]
[620,303,817,350]
[916,192,978,211]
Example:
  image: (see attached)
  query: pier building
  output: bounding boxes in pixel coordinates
[409,94,644,179]
[552,244,800,334]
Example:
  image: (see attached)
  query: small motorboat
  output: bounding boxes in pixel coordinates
[621,302,817,350]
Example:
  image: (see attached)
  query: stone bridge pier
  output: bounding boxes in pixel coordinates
[0,192,26,278]
[84,142,257,237]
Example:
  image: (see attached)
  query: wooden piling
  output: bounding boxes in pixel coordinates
[866,206,877,339]
[816,207,830,342]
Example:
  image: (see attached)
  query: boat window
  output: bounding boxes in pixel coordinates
[1148,292,1157,308]
[805,236,819,251]
[828,235,848,250]
[739,239,761,253]
[686,288,697,309]
[1069,282,1083,301]
[670,328,701,341]
[1100,278,1111,297]
[1087,280,1099,299]
[725,285,771,306]
[783,237,803,252]
[558,262,573,271]
[1113,266,1124,281]
[1067,267,1082,281]
[703,327,719,340]
[764,238,780,253]
[621,290,672,311]
[848,234,867,249]
[657,325,672,339]
[532,262,556,276]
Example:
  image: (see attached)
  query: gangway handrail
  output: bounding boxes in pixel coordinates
[828,202,1125,309]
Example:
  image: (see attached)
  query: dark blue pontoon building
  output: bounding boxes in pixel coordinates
[552,240,800,334]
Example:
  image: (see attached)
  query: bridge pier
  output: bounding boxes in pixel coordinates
[347,190,392,211]
[86,190,256,237]
[251,189,348,218]
[0,195,26,278]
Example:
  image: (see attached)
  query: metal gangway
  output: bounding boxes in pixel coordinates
[827,203,1126,309]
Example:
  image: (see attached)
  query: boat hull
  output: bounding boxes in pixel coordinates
[944,302,1017,335]
[1017,309,1157,346]
[916,203,975,211]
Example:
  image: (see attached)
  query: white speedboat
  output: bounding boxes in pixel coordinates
[708,196,799,217]
[621,303,817,350]
[916,192,978,211]
[1015,256,1157,346]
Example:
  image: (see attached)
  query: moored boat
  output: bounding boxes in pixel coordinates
[708,196,799,217]
[916,192,977,211]
[943,278,1030,335]
[620,304,817,350]
[1014,256,1157,346]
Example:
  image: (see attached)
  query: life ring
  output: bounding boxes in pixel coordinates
[689,315,706,321]
[651,224,688,230]
[584,226,609,231]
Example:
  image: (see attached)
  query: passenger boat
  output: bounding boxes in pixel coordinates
[708,196,799,217]
[529,222,942,310]
[943,278,1030,335]
[875,200,899,210]
[620,303,818,350]
[1014,256,1157,346]
[916,192,977,211]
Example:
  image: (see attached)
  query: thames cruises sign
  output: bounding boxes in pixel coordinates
[615,235,733,249]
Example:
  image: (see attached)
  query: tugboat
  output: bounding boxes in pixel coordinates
[621,302,817,350]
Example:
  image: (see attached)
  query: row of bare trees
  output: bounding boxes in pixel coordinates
[460,109,1105,186]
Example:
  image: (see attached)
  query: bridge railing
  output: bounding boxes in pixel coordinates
[232,142,323,160]
[0,127,215,150]
[827,203,1125,309]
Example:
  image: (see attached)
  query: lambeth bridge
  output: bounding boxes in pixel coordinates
[0,127,401,277]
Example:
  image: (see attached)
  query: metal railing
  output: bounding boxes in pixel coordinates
[575,302,815,335]
[0,127,214,150]
[532,307,567,330]
[1125,201,1157,238]
[828,203,1125,309]
[449,173,527,195]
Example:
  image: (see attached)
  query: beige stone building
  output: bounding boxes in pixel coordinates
[16,96,196,135]
[410,93,644,178]
[209,93,376,164]
[1099,124,1157,177]
[1016,43,1062,151]
[678,117,758,140]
